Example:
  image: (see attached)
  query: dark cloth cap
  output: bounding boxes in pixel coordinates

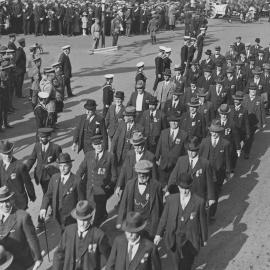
[115,91,124,100]
[38,127,54,136]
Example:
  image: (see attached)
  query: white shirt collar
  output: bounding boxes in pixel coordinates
[180,192,191,209]
[0,207,12,223]
[61,173,71,185]
[189,155,199,168]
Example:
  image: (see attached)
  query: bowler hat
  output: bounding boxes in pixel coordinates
[122,212,147,233]
[136,80,145,89]
[255,38,260,43]
[252,66,263,75]
[263,63,270,70]
[187,97,200,107]
[197,88,208,97]
[186,136,200,151]
[167,111,181,122]
[38,127,53,137]
[176,173,193,189]
[232,91,244,100]
[0,245,13,269]
[218,104,231,115]
[123,106,136,116]
[0,141,14,154]
[215,76,225,84]
[115,91,124,100]
[163,68,171,77]
[130,132,146,146]
[91,134,103,145]
[172,86,184,96]
[208,119,224,133]
[71,200,95,220]
[0,186,14,202]
[134,160,153,173]
[226,67,235,73]
[57,153,74,163]
[148,95,158,105]
[205,49,212,55]
[84,99,97,110]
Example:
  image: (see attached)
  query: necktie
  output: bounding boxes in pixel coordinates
[173,102,176,108]
[61,176,65,184]
[127,123,130,131]
[95,153,99,162]
[150,112,154,121]
[190,159,193,169]
[116,106,120,114]
[0,215,4,224]
[138,182,147,186]
[128,244,134,261]
[170,130,174,141]
[79,231,83,240]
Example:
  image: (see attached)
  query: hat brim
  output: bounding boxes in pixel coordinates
[71,208,95,220]
[187,102,200,107]
[122,220,147,233]
[232,95,243,100]
[123,112,136,116]
[178,183,192,189]
[0,143,14,154]
[57,159,74,164]
[84,104,96,110]
[0,191,15,202]
[209,126,224,132]
[130,138,146,145]
[218,108,231,114]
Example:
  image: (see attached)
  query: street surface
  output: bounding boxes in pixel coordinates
[1,18,270,270]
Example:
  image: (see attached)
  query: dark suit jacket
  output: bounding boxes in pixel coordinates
[155,56,163,75]
[197,101,215,128]
[117,178,163,238]
[127,91,152,112]
[15,47,26,75]
[163,98,186,117]
[0,208,42,269]
[26,142,62,184]
[73,114,108,153]
[156,193,207,253]
[197,75,215,91]
[117,149,157,189]
[233,42,245,57]
[180,45,188,66]
[53,224,111,270]
[58,52,72,79]
[34,104,48,128]
[199,136,231,174]
[207,85,229,113]
[106,234,161,270]
[41,173,83,224]
[105,104,125,138]
[103,83,114,107]
[77,150,117,199]
[155,128,188,170]
[168,156,215,201]
[183,87,198,105]
[0,158,35,210]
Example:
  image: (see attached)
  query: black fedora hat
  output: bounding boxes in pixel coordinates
[218,104,231,115]
[205,49,212,55]
[71,200,95,220]
[0,186,14,202]
[197,88,208,97]
[172,86,184,96]
[0,245,13,270]
[187,97,200,107]
[0,141,14,154]
[186,136,200,151]
[163,68,172,77]
[84,99,97,110]
[147,95,158,105]
[122,211,147,233]
[232,91,244,100]
[38,127,54,137]
[91,134,103,145]
[176,173,193,189]
[115,91,124,100]
[57,153,74,164]
[167,111,181,122]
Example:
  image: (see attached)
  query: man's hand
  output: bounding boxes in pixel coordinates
[33,259,43,270]
[154,235,162,245]
[208,200,215,207]
[39,209,47,220]
[203,242,207,247]
[71,143,78,152]
[115,187,122,198]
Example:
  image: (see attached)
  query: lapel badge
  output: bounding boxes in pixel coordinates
[256,101,260,106]
[191,121,196,126]
[181,216,184,222]
[190,212,196,220]
[195,169,202,177]
[154,118,158,123]
[141,253,149,264]
[10,173,16,180]
[88,243,97,253]
[175,138,180,144]
[47,156,53,163]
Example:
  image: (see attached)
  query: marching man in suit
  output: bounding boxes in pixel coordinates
[0,140,36,210]
[0,186,42,270]
[135,62,147,84]
[116,160,163,239]
[58,45,75,98]
[105,91,125,141]
[53,200,111,270]
[77,135,117,226]
[15,38,26,98]
[72,99,108,154]
[106,211,161,270]
[154,173,208,270]
[40,153,83,231]
[153,46,165,92]
[102,74,114,117]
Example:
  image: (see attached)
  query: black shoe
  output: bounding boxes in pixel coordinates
[4,124,13,129]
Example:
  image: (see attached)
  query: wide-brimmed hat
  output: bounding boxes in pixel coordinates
[0,245,13,269]
[122,211,147,233]
[187,97,200,107]
[248,82,258,91]
[0,186,14,202]
[91,134,103,145]
[115,91,124,100]
[123,106,136,116]
[215,76,225,84]
[218,104,231,115]
[84,99,97,110]
[172,86,184,96]
[174,64,182,71]
[57,153,74,164]
[208,119,224,133]
[134,160,153,173]
[136,80,145,89]
[252,66,263,75]
[232,91,244,100]
[0,141,14,154]
[205,49,212,55]
[148,96,158,105]
[255,38,260,43]
[130,132,146,146]
[71,200,95,220]
[163,68,171,76]
[226,67,235,74]
[197,88,208,97]
[176,173,193,189]
[38,127,53,137]
[186,136,200,151]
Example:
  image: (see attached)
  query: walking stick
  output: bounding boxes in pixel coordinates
[43,219,51,262]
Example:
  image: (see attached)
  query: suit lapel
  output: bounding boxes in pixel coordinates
[129,239,147,270]
[149,180,156,212]
[62,174,74,197]
[192,157,201,175]
[6,158,17,176]
[182,195,195,224]
[77,227,95,259]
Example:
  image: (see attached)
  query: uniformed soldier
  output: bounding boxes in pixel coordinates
[147,12,159,44]
[52,62,65,113]
[163,47,172,71]
[153,46,165,91]
[135,61,147,84]
[76,135,117,226]
[34,91,49,130]
[195,27,206,62]
[102,74,114,117]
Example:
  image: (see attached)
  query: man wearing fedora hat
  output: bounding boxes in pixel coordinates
[156,111,188,187]
[234,61,247,93]
[154,173,208,270]
[0,140,36,210]
[245,66,263,95]
[181,97,206,141]
[211,46,226,67]
[53,200,111,270]
[77,134,116,226]
[197,66,215,92]
[168,136,215,204]
[139,96,166,153]
[233,36,245,59]
[255,50,266,68]
[163,85,186,118]
[105,91,125,141]
[115,132,158,197]
[111,106,142,169]
[127,80,152,123]
[155,68,176,110]
[183,77,199,105]
[242,84,266,159]
[107,211,161,270]
[72,99,108,154]
[40,153,83,231]
[250,38,263,57]
[117,160,163,239]
[200,49,215,72]
[187,60,200,86]
[102,74,115,117]
[171,64,187,88]
[0,186,42,270]
[199,119,231,219]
